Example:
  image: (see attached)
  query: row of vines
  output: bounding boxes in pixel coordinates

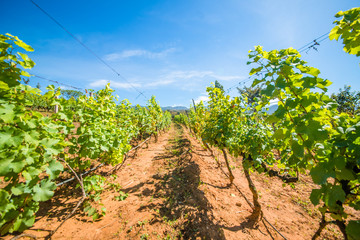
[0,33,172,235]
[175,7,360,240]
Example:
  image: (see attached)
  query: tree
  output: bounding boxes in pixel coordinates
[61,89,84,100]
[214,80,224,93]
[331,85,360,115]
[237,85,264,105]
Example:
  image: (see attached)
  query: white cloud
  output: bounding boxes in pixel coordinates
[194,95,209,104]
[105,48,176,60]
[163,70,245,82]
[211,74,245,81]
[146,79,175,87]
[89,79,141,89]
[171,104,186,107]
[166,70,213,79]
[269,99,279,106]
[89,78,173,90]
[147,70,246,92]
[88,70,245,91]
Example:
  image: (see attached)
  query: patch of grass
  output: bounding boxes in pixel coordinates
[137,219,148,228]
[114,191,128,201]
[291,196,317,217]
[140,233,150,239]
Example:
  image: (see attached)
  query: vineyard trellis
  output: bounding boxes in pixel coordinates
[174,6,360,240]
[1,5,359,240]
[0,33,172,235]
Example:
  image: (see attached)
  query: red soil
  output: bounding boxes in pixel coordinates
[5,124,356,240]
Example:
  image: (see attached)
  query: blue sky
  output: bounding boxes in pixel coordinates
[1,0,359,107]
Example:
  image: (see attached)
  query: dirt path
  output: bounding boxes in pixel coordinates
[6,123,346,240]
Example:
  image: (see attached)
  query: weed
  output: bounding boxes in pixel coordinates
[137,220,148,228]
[291,197,315,216]
[140,233,150,240]
[114,191,128,201]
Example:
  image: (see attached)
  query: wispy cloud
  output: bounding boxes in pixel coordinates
[166,70,213,79]
[163,70,245,82]
[89,79,141,89]
[105,48,176,61]
[89,79,173,89]
[88,70,245,91]
[146,79,175,87]
[151,70,245,91]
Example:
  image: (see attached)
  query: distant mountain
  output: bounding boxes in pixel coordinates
[162,106,188,111]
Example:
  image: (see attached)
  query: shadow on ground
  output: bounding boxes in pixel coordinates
[129,124,226,239]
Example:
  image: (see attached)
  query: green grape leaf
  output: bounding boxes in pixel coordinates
[46,159,64,180]
[0,129,14,148]
[262,84,275,97]
[346,221,360,240]
[17,52,35,68]
[307,67,320,77]
[273,128,286,139]
[0,157,13,175]
[9,159,27,174]
[274,105,286,119]
[249,66,263,76]
[336,168,356,180]
[12,212,36,233]
[252,78,265,86]
[310,188,323,206]
[0,103,15,123]
[11,184,25,196]
[291,141,304,158]
[324,185,346,208]
[33,180,56,202]
[329,26,340,41]
[0,190,11,212]
[40,138,61,155]
[275,77,286,89]
[24,131,40,146]
[310,163,335,185]
[266,114,280,124]
[6,33,34,51]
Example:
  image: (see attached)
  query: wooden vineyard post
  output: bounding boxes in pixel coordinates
[192,99,197,112]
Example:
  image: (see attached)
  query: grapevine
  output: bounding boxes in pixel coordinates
[0,34,172,235]
[175,7,360,239]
